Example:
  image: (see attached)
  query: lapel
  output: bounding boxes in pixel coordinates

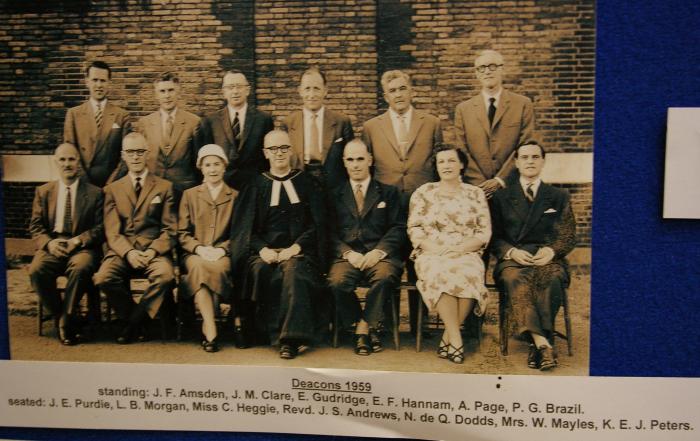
[47,181,58,230]
[134,174,156,212]
[239,106,255,150]
[405,109,424,155]
[119,175,138,210]
[341,181,360,217]
[492,90,510,130]
[144,113,162,171]
[288,112,305,165]
[71,179,88,235]
[506,183,530,226]
[379,112,402,157]
[472,96,491,135]
[518,183,553,241]
[216,184,236,206]
[96,102,116,148]
[321,110,338,161]
[168,109,187,153]
[78,102,97,165]
[197,184,215,207]
[221,107,234,146]
[360,180,381,218]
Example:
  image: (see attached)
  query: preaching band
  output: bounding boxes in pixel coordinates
[29,51,576,371]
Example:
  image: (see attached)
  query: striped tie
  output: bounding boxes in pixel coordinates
[95,103,103,130]
[231,112,241,150]
[63,186,73,234]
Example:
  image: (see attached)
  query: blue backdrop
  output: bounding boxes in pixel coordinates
[1,1,699,439]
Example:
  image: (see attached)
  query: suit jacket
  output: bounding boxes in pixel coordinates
[102,173,176,259]
[490,181,576,279]
[362,109,442,196]
[199,106,274,191]
[178,183,238,256]
[330,179,406,264]
[29,177,104,251]
[63,101,132,187]
[136,109,201,193]
[454,89,535,185]
[282,108,354,189]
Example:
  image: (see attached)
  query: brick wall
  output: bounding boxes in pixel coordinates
[1,183,37,238]
[0,0,594,244]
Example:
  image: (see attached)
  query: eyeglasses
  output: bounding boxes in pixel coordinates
[476,63,503,73]
[265,145,291,153]
[123,149,148,157]
[223,84,249,91]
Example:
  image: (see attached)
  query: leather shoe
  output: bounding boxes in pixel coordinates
[527,344,540,369]
[538,345,557,371]
[279,344,297,359]
[368,329,383,353]
[354,334,371,356]
[58,327,76,346]
[233,325,250,349]
[203,339,219,353]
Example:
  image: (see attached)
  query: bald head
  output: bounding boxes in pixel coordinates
[343,139,372,182]
[53,143,80,184]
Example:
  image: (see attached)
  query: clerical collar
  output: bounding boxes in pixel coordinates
[269,169,293,180]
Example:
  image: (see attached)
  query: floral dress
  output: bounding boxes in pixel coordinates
[407,182,491,313]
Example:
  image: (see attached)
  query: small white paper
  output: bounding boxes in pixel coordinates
[663,108,700,218]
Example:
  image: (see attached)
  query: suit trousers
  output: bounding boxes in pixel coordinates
[29,248,99,322]
[94,254,175,321]
[497,264,569,340]
[327,259,401,329]
[246,255,319,345]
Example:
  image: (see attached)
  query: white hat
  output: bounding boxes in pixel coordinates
[196,144,228,168]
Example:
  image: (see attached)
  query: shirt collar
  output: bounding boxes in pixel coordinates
[389,106,413,122]
[228,103,247,119]
[482,87,503,107]
[519,176,542,196]
[303,106,325,120]
[349,176,371,195]
[129,169,149,186]
[160,107,177,120]
[59,179,79,192]
[90,98,107,112]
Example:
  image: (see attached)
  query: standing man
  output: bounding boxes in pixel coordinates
[491,142,576,371]
[28,143,104,345]
[230,130,326,359]
[362,70,443,334]
[63,60,131,187]
[94,132,177,344]
[200,69,274,190]
[135,72,201,202]
[362,70,442,209]
[283,67,354,189]
[454,49,535,196]
[327,139,405,355]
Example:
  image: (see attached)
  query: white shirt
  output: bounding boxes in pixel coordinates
[481,87,503,111]
[303,106,325,161]
[227,103,247,132]
[389,106,413,146]
[349,176,370,198]
[519,176,542,199]
[53,179,79,234]
[129,169,149,189]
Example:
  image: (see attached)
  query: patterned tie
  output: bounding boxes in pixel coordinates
[95,102,103,130]
[354,183,364,213]
[308,113,321,162]
[398,115,409,157]
[488,97,496,127]
[163,113,174,155]
[231,111,241,150]
[135,177,142,199]
[63,186,73,234]
[526,183,535,202]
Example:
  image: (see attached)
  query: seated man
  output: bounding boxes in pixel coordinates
[327,139,405,355]
[491,142,576,371]
[230,130,326,359]
[28,143,104,345]
[94,132,177,344]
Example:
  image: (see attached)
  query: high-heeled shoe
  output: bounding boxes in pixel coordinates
[447,344,464,364]
[437,338,449,359]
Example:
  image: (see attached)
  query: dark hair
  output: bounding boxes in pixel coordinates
[299,67,327,86]
[85,61,111,79]
[431,143,468,182]
[153,71,180,85]
[514,142,546,158]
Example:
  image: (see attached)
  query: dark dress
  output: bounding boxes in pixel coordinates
[230,170,327,345]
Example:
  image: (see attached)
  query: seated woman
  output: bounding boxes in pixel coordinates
[407,144,491,364]
[178,144,238,353]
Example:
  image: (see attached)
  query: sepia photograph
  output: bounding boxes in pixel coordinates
[1,0,593,377]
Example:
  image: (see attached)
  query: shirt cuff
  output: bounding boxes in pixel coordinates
[504,247,515,260]
[495,176,506,188]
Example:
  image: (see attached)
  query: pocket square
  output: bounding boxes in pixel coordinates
[151,195,162,204]
[377,201,386,209]
[111,122,121,129]
[334,137,343,143]
[544,208,557,213]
